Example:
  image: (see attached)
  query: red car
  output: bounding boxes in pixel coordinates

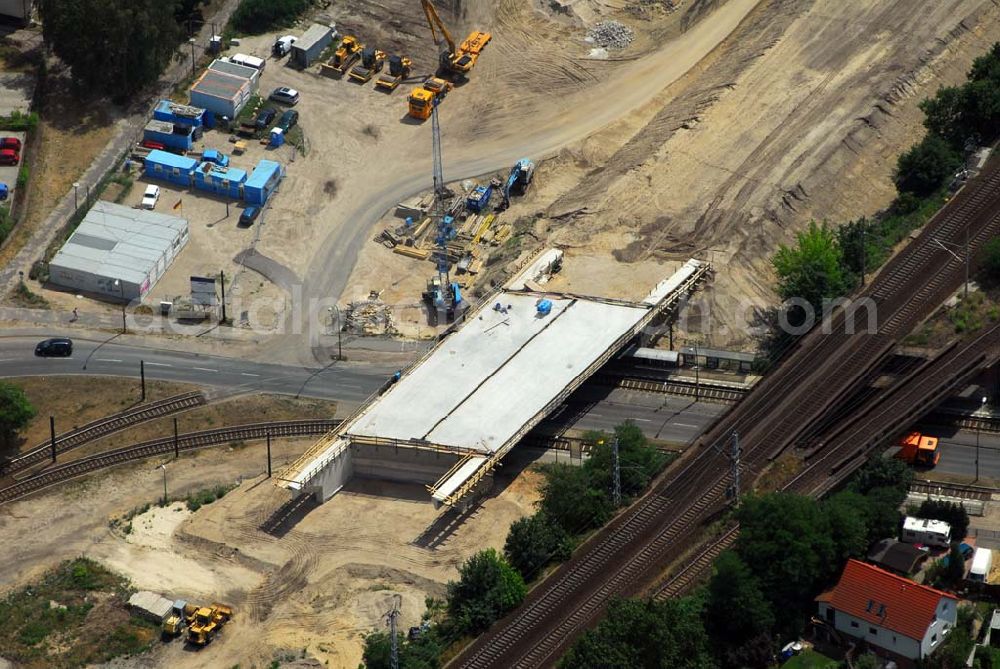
[1,137,21,153]
[0,149,19,166]
[141,139,165,151]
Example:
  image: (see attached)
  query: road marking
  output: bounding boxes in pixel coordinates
[145,362,171,367]
[193,367,218,373]
[634,418,653,423]
[588,412,605,418]
[241,372,261,377]
[0,358,14,362]
[674,422,698,428]
[96,358,122,363]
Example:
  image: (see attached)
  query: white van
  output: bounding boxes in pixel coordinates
[230,53,265,72]
[273,35,297,57]
[970,548,993,582]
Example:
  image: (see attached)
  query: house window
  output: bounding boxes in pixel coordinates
[932,633,938,644]
[869,627,877,635]
[825,608,835,623]
[892,636,897,645]
[850,621,859,629]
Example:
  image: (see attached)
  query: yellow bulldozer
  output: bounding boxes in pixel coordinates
[186,602,234,646]
[161,601,198,638]
[321,35,364,76]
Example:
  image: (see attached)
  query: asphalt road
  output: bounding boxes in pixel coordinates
[932,428,1000,481]
[0,336,394,403]
[0,337,723,444]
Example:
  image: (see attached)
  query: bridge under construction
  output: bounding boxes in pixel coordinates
[280,252,712,506]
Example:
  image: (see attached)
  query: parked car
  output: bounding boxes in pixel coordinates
[35,338,73,357]
[1,137,22,153]
[141,184,160,209]
[269,87,300,106]
[273,35,296,57]
[254,107,277,131]
[277,109,299,132]
[202,149,229,167]
[0,149,19,166]
[239,205,260,227]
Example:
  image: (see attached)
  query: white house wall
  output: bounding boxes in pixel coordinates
[819,603,922,660]
[920,598,957,657]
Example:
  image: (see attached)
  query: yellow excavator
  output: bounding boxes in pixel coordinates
[420,0,491,77]
[323,35,364,76]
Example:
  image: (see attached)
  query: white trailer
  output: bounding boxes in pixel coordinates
[969,547,993,582]
[901,516,951,548]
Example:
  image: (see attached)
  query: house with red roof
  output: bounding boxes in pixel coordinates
[817,559,958,663]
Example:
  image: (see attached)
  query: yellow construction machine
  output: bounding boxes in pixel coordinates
[375,55,413,92]
[348,46,388,83]
[186,602,233,646]
[407,77,453,120]
[420,0,491,77]
[161,601,198,639]
[322,35,364,76]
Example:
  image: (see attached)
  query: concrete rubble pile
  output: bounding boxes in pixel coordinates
[345,291,397,336]
[587,21,635,49]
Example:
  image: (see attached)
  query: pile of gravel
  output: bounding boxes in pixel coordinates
[586,21,635,50]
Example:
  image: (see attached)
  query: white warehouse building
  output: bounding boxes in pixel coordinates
[48,201,189,301]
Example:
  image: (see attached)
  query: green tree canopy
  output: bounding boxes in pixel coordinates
[822,491,872,562]
[0,382,35,448]
[918,499,970,541]
[705,551,774,658]
[230,0,311,34]
[894,134,962,197]
[850,454,913,499]
[503,512,571,582]
[981,237,1000,285]
[362,628,443,669]
[539,463,612,534]
[38,0,183,101]
[559,597,713,669]
[772,221,851,315]
[736,493,836,635]
[584,422,666,500]
[446,549,526,637]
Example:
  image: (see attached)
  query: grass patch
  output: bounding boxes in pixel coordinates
[0,110,38,132]
[0,558,157,668]
[286,125,307,155]
[185,483,236,511]
[783,649,838,669]
[0,203,13,246]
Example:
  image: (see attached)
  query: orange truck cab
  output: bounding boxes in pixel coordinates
[895,431,940,467]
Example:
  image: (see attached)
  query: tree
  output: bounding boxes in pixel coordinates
[559,597,713,669]
[918,499,970,541]
[362,628,443,669]
[850,454,913,499]
[504,512,571,581]
[539,464,612,534]
[446,549,526,636]
[705,551,774,667]
[945,543,967,585]
[0,382,35,448]
[735,494,835,635]
[980,237,1000,285]
[37,0,183,101]
[230,0,311,34]
[863,486,904,545]
[895,133,962,197]
[772,221,851,317]
[835,217,880,281]
[920,86,971,148]
[823,491,872,561]
[584,422,666,500]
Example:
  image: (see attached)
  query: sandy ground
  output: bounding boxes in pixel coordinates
[0,437,543,669]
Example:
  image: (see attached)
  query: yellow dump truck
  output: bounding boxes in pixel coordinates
[187,603,234,646]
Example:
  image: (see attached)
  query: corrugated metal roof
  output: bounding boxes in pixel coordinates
[50,201,188,284]
[144,150,198,172]
[294,23,333,51]
[190,69,249,101]
[245,160,281,188]
[209,59,257,81]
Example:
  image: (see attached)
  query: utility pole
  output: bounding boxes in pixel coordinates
[220,270,227,323]
[266,431,272,478]
[860,223,866,288]
[728,431,741,506]
[386,596,401,669]
[50,416,56,463]
[140,360,146,402]
[173,417,179,459]
[611,436,621,508]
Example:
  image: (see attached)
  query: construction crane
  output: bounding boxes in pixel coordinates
[375,55,413,92]
[348,46,387,83]
[420,0,492,77]
[422,97,462,324]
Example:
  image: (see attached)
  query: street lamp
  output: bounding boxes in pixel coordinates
[158,463,168,505]
[113,279,126,333]
[328,305,342,361]
[72,182,79,210]
[931,234,970,299]
[977,395,988,482]
[188,38,197,77]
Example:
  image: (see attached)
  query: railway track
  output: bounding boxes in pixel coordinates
[449,155,1000,667]
[0,419,337,505]
[910,480,996,502]
[1,392,206,475]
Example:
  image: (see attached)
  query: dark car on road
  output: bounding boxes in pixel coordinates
[35,338,73,357]
[254,108,277,132]
[277,109,299,132]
